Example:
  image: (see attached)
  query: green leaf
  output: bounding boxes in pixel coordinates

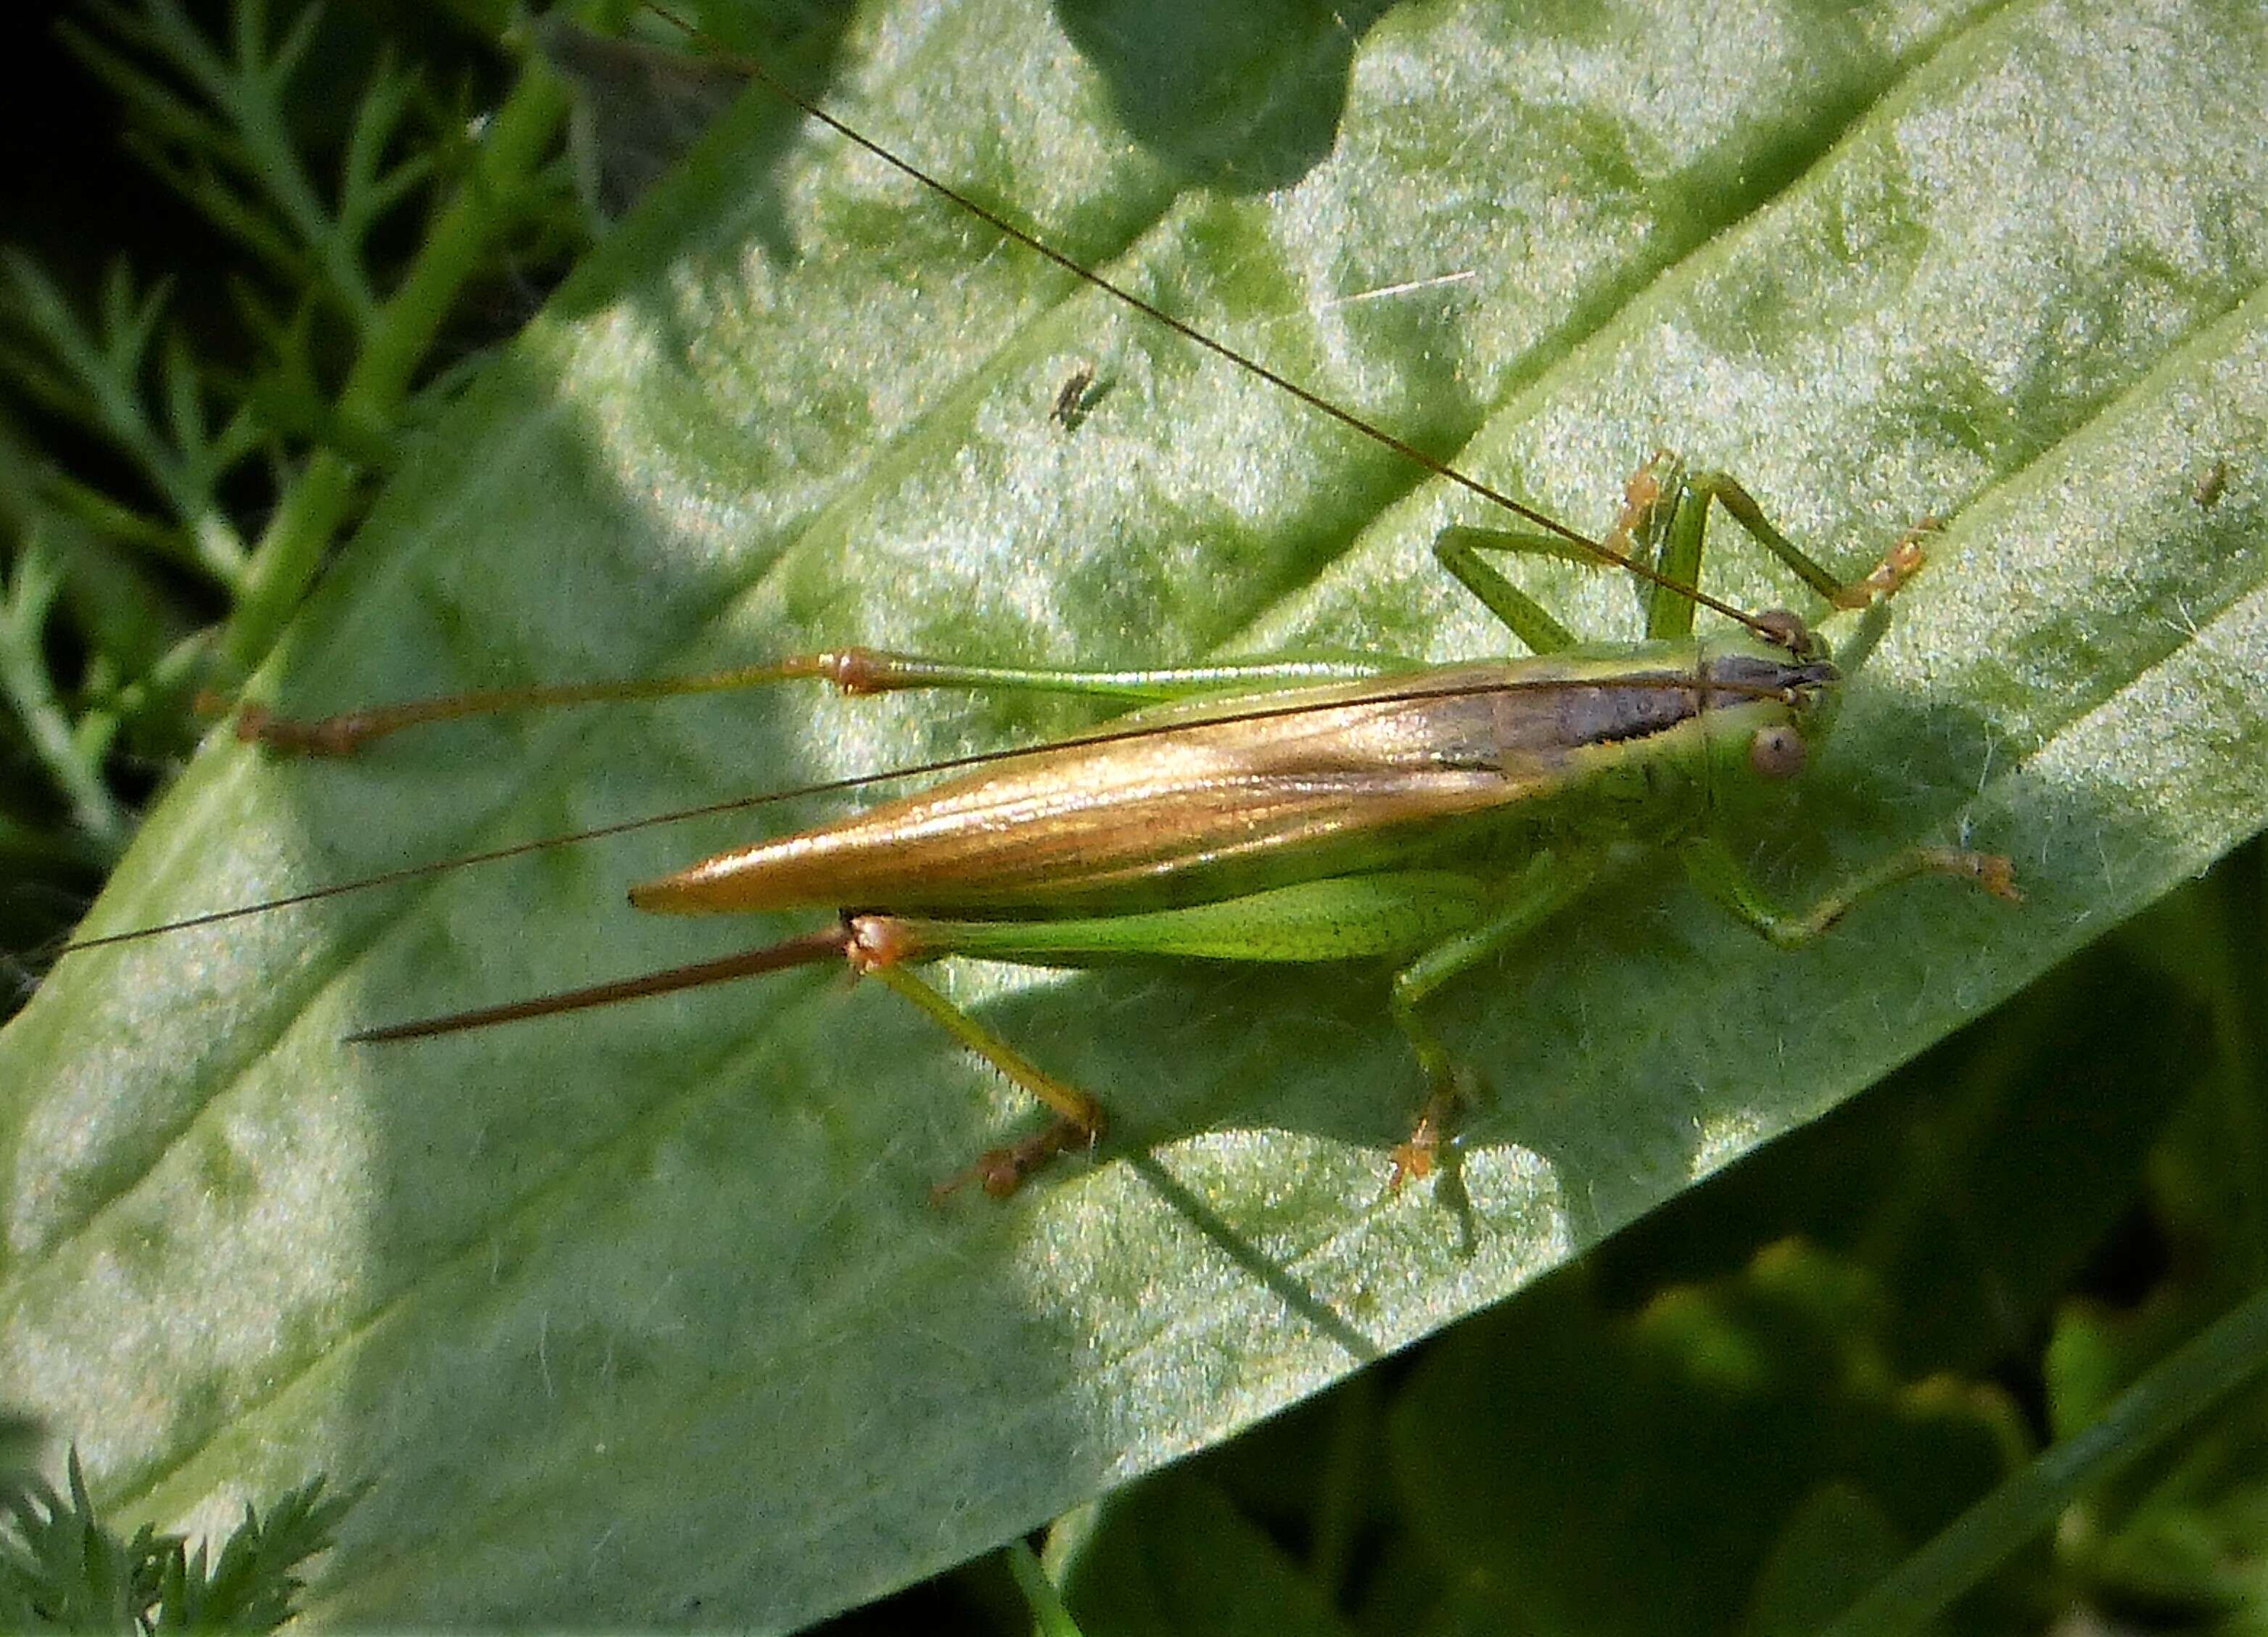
[5,0,2266,1628]
[1055,1476,1359,1637]
[1383,1253,2031,1636]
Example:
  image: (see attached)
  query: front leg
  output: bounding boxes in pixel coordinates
[1432,452,1923,658]
[1677,833,2018,951]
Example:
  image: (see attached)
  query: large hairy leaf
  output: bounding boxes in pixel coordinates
[4,0,2264,1626]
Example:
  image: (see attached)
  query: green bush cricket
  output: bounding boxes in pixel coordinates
[59,10,2021,1203]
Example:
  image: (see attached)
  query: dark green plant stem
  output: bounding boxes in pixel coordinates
[1007,1538,1086,1637]
[216,54,574,675]
[1820,1282,2268,1637]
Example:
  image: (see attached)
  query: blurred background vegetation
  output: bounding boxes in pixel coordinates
[0,0,597,976]
[1,1,2262,1631]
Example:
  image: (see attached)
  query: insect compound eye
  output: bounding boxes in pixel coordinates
[1749,724,1807,780]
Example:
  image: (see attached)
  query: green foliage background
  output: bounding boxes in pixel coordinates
[1,0,2265,1630]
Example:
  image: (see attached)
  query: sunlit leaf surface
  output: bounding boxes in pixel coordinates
[4,0,2264,1626]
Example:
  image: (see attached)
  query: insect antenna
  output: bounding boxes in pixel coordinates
[62,671,1796,956]
[639,3,1782,642]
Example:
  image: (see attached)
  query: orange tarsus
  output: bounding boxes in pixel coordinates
[1386,1093,1454,1192]
[1924,847,2023,903]
[1836,518,1938,609]
[1602,448,1673,561]
[931,1113,1107,1203]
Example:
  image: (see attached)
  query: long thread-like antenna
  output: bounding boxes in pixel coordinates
[54,10,1865,964]
[59,669,1810,954]
[640,3,1785,639]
